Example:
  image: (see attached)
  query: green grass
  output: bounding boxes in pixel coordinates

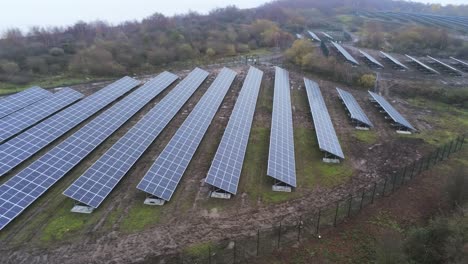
[353,130,378,144]
[40,206,89,242]
[0,75,111,95]
[295,127,354,189]
[183,241,213,257]
[119,202,163,233]
[103,206,123,230]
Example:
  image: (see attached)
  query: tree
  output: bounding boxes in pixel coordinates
[285,39,315,67]
[49,47,65,56]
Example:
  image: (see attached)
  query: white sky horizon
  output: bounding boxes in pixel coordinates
[0,0,466,34]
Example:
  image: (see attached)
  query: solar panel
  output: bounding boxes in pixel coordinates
[63,68,208,208]
[336,88,373,128]
[304,78,344,159]
[331,42,359,65]
[0,76,140,177]
[0,88,84,143]
[137,68,237,201]
[368,91,415,131]
[450,57,468,67]
[380,51,409,70]
[405,55,440,74]
[0,72,177,230]
[205,67,263,195]
[321,31,334,40]
[0,87,51,119]
[307,31,321,42]
[359,50,384,68]
[427,56,463,76]
[267,67,296,187]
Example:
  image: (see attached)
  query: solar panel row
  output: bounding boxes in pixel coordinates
[368,91,415,131]
[137,68,237,201]
[331,42,359,65]
[267,67,296,187]
[0,76,140,177]
[0,87,51,119]
[205,66,263,195]
[336,88,373,128]
[305,78,344,159]
[0,88,84,143]
[405,55,440,74]
[359,50,384,68]
[307,31,321,42]
[0,72,177,230]
[380,51,409,70]
[63,68,209,209]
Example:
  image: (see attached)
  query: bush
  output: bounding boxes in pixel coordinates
[49,47,65,56]
[357,74,376,89]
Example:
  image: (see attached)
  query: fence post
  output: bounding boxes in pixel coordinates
[460,135,465,150]
[359,189,365,211]
[256,230,260,256]
[316,209,321,235]
[391,173,397,193]
[447,141,454,158]
[277,222,282,249]
[333,202,339,227]
[371,182,377,204]
[409,161,416,180]
[417,158,424,175]
[401,166,407,185]
[297,216,302,242]
[347,195,353,217]
[425,154,431,170]
[208,246,211,264]
[382,176,388,196]
[433,148,440,166]
[441,144,448,161]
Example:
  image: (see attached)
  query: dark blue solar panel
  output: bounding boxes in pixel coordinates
[0,87,51,119]
[137,68,237,201]
[368,91,415,131]
[305,78,344,159]
[336,88,373,128]
[267,67,296,187]
[63,68,208,208]
[0,72,177,230]
[0,88,84,143]
[0,77,140,177]
[331,42,359,65]
[205,67,263,194]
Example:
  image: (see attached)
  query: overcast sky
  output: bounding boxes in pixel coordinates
[0,0,465,33]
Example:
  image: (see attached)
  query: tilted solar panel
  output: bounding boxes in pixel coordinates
[368,91,415,131]
[0,72,177,230]
[307,31,321,42]
[137,68,237,201]
[0,88,84,143]
[380,51,409,70]
[63,68,208,208]
[305,78,344,159]
[205,66,263,195]
[359,50,384,68]
[331,42,359,65]
[0,76,140,177]
[0,87,51,119]
[405,55,440,74]
[336,88,373,128]
[267,67,296,187]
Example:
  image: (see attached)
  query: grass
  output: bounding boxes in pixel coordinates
[368,211,403,233]
[40,205,89,242]
[353,130,378,144]
[0,74,112,95]
[119,202,163,233]
[183,241,214,257]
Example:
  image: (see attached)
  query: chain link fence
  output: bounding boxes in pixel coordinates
[149,135,465,264]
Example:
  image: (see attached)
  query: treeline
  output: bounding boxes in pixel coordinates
[0,0,467,86]
[358,21,468,56]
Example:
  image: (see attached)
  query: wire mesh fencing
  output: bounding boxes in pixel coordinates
[164,135,465,264]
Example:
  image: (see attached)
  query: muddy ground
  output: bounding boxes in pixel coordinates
[0,61,455,263]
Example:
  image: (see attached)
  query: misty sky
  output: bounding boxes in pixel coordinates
[0,0,465,33]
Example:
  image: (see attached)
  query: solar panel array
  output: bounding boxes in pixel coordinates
[305,78,344,159]
[427,56,463,76]
[321,31,334,40]
[137,68,237,201]
[0,87,51,119]
[359,50,384,68]
[0,76,140,177]
[205,67,263,194]
[405,55,440,74]
[307,31,321,42]
[450,57,468,67]
[336,88,373,128]
[331,42,359,65]
[368,91,415,131]
[267,67,296,187]
[0,88,84,143]
[63,68,209,208]
[380,51,409,69]
[0,72,177,230]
